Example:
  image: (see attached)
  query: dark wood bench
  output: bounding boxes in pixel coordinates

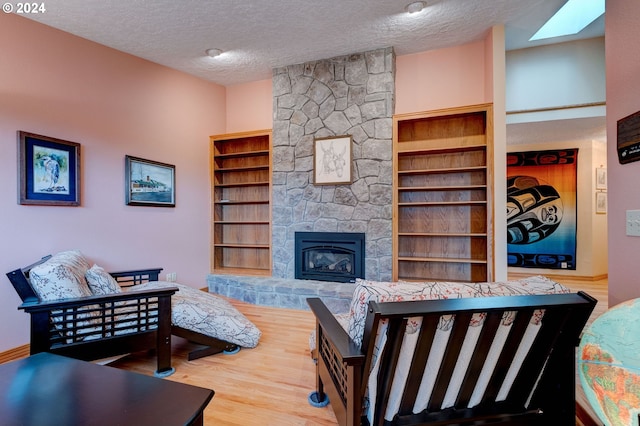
[308,291,597,426]
[7,255,177,377]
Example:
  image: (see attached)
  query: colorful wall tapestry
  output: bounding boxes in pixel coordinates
[507,149,578,270]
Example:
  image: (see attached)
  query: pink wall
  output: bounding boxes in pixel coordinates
[224,40,490,143]
[606,1,640,306]
[0,14,226,351]
[395,40,487,114]
[0,14,493,352]
[226,79,273,133]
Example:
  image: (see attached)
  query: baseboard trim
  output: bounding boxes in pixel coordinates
[0,344,30,364]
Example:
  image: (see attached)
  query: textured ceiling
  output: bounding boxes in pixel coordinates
[23,0,604,87]
[21,0,606,144]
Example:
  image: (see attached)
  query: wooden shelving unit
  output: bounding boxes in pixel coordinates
[392,104,494,282]
[210,130,272,276]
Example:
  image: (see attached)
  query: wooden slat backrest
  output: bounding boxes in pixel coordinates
[427,311,475,411]
[363,292,596,425]
[480,307,534,404]
[455,311,503,407]
[6,255,52,303]
[374,316,407,425]
[399,315,440,414]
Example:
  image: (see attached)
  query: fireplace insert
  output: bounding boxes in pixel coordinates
[295,232,365,283]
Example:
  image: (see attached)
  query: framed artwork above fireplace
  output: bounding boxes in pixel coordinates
[313,135,352,185]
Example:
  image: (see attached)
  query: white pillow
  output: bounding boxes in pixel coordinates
[86,264,122,295]
[29,250,92,301]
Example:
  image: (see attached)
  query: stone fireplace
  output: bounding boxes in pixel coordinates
[271,47,395,282]
[295,232,365,283]
[208,47,396,310]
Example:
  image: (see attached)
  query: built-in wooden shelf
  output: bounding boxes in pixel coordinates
[398,201,487,206]
[213,243,270,249]
[213,221,270,225]
[215,165,269,172]
[214,149,270,159]
[397,257,488,264]
[215,200,269,205]
[214,181,270,187]
[393,104,494,283]
[210,130,272,275]
[398,232,488,237]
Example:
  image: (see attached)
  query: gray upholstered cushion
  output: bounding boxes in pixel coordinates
[131,281,261,348]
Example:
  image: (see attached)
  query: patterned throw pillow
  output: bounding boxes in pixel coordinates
[29,250,92,301]
[28,250,99,341]
[86,264,122,295]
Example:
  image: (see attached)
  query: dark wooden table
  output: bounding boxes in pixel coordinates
[0,352,214,426]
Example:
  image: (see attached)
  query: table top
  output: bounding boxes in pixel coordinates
[0,352,214,426]
[578,298,640,426]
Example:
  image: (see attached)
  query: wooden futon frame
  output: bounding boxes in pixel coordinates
[308,291,596,426]
[7,256,176,377]
[8,256,239,369]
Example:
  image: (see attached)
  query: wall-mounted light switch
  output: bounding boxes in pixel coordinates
[626,210,640,236]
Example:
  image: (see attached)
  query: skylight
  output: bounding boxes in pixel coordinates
[529,0,605,41]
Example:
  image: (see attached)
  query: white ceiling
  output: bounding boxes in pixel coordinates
[507,116,607,145]
[23,0,603,87]
[21,0,606,144]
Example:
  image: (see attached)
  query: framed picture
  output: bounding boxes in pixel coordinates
[18,131,81,206]
[595,167,607,190]
[596,191,607,214]
[313,135,352,185]
[125,155,175,207]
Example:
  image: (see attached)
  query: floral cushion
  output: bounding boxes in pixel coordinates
[29,250,92,301]
[131,281,261,348]
[85,264,122,295]
[348,275,569,348]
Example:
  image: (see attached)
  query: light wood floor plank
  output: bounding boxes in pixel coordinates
[109,301,338,426]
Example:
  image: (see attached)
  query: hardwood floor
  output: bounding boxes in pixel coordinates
[6,277,606,426]
[109,301,338,426]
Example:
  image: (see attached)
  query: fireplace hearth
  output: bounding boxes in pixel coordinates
[295,232,365,283]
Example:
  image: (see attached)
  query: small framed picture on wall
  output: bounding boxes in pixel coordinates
[125,155,176,207]
[18,131,81,206]
[596,167,607,190]
[596,191,607,214]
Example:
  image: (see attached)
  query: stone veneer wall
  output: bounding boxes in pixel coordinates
[271,47,395,281]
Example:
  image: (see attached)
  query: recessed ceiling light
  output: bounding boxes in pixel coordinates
[206,48,223,58]
[529,0,604,41]
[405,1,426,14]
